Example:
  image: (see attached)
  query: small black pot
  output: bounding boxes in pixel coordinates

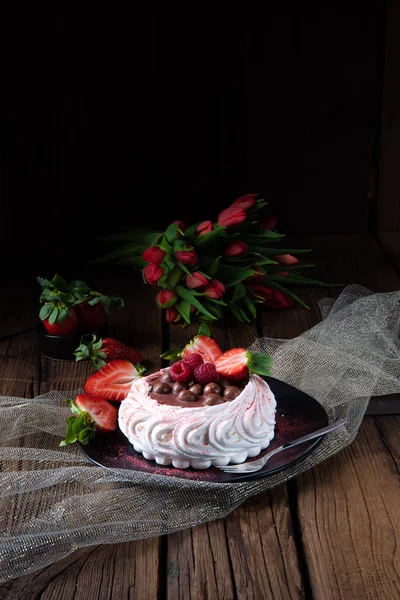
[38,326,107,361]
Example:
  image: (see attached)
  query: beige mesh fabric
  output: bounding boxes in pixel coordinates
[1,284,400,582]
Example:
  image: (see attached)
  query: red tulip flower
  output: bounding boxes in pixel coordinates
[247,266,265,281]
[203,279,225,299]
[172,220,186,232]
[261,216,278,231]
[144,263,164,286]
[275,254,299,266]
[175,248,198,266]
[217,206,247,229]
[156,290,178,308]
[142,246,166,264]
[196,220,213,235]
[250,284,292,309]
[186,271,208,289]
[165,307,181,323]
[231,193,258,210]
[224,240,248,257]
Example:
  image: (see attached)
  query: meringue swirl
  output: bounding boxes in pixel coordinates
[118,370,276,469]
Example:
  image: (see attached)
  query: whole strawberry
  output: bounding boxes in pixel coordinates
[75,293,124,334]
[41,303,79,336]
[37,275,79,336]
[74,334,144,371]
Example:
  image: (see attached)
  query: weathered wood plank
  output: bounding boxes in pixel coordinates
[225,486,304,600]
[0,539,161,600]
[167,521,235,600]
[0,272,165,599]
[0,331,41,398]
[296,417,400,600]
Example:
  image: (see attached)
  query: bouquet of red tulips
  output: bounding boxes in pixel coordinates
[94,193,330,324]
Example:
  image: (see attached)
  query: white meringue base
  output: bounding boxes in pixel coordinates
[118,370,276,469]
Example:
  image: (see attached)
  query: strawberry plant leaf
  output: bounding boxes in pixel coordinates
[48,306,59,325]
[39,304,53,321]
[197,324,211,336]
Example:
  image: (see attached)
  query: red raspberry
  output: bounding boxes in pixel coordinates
[193,363,219,385]
[184,353,204,369]
[170,360,194,383]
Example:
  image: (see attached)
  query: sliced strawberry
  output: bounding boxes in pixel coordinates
[160,325,222,363]
[84,359,141,401]
[60,394,118,446]
[214,348,273,381]
[182,335,222,363]
[75,394,118,432]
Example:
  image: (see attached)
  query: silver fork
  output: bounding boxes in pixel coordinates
[217,418,347,474]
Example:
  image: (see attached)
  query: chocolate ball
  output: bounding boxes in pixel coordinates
[189,384,203,396]
[205,393,224,406]
[178,390,197,402]
[218,378,231,389]
[223,386,241,400]
[172,382,188,393]
[161,371,173,383]
[203,382,221,396]
[153,382,172,394]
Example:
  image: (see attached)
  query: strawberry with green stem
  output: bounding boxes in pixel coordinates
[75,291,124,333]
[37,274,79,336]
[74,334,145,371]
[214,348,272,381]
[161,324,223,363]
[60,394,118,446]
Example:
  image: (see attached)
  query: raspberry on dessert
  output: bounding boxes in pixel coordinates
[184,353,204,369]
[170,361,194,383]
[193,363,219,385]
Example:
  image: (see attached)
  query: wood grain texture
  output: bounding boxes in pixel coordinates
[225,486,304,600]
[0,539,161,600]
[167,521,235,600]
[0,270,164,600]
[296,417,400,600]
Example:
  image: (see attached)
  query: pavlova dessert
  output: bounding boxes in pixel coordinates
[61,330,275,470]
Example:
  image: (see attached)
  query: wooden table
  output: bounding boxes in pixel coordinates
[1,234,399,600]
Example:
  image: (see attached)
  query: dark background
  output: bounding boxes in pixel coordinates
[1,4,386,275]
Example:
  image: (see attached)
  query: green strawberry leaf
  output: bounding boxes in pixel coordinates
[48,306,59,325]
[160,348,183,361]
[247,352,273,376]
[197,324,211,337]
[39,303,53,321]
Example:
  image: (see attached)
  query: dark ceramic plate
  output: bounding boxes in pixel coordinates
[79,377,328,483]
